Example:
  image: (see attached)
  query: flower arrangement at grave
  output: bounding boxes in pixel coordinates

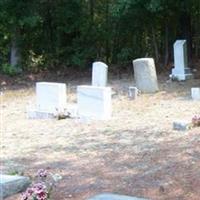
[192,115,200,127]
[21,169,62,200]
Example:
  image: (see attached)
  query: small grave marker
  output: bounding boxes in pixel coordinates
[191,87,200,100]
[87,193,149,200]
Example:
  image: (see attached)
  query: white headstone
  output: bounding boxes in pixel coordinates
[36,82,67,113]
[170,40,193,81]
[191,87,200,100]
[133,58,159,93]
[77,85,111,120]
[92,62,108,87]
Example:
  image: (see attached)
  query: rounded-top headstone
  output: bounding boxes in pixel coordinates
[133,58,159,93]
[92,61,108,87]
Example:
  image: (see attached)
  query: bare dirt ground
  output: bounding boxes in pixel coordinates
[1,72,200,200]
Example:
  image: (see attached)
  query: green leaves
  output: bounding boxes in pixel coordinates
[0,0,199,73]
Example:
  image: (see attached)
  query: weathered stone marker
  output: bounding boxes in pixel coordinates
[77,85,111,120]
[173,121,191,131]
[128,86,139,99]
[133,58,158,93]
[92,61,108,87]
[87,193,149,200]
[170,40,193,81]
[0,175,30,199]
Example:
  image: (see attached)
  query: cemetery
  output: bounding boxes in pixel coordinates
[1,61,200,200]
[1,1,200,200]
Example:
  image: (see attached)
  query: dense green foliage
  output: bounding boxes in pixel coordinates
[0,0,200,73]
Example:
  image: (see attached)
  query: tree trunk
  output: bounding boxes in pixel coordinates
[10,33,20,68]
[151,26,159,64]
[105,0,109,63]
[164,23,169,67]
[89,0,94,23]
[179,10,192,60]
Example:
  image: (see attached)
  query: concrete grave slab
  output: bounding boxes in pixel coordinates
[0,174,30,199]
[87,193,149,200]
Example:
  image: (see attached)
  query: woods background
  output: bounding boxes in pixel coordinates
[0,0,200,75]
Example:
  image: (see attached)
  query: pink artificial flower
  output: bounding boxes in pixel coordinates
[37,169,48,178]
[21,192,28,200]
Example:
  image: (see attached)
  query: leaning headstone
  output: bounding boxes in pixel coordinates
[87,193,149,200]
[191,88,200,100]
[92,62,108,87]
[170,40,193,81]
[0,175,30,199]
[27,82,67,119]
[133,58,158,93]
[77,85,111,120]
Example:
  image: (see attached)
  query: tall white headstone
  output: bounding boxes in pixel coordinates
[170,40,193,81]
[36,82,67,113]
[77,85,111,120]
[92,61,108,87]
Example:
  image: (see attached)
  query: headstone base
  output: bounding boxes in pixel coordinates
[27,104,79,120]
[169,73,193,81]
[170,67,193,81]
[27,109,56,119]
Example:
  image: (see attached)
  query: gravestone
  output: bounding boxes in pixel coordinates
[133,58,158,93]
[128,86,139,100]
[92,62,108,87]
[170,40,193,81]
[36,82,67,113]
[173,121,191,131]
[28,82,67,119]
[88,193,149,200]
[191,87,200,100]
[0,175,30,199]
[77,85,111,120]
